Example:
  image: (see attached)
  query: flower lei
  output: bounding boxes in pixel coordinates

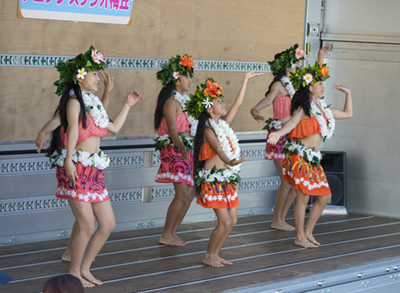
[195,166,241,186]
[310,98,335,141]
[154,133,194,151]
[48,148,110,170]
[208,118,241,171]
[82,91,110,129]
[283,138,322,167]
[280,76,295,98]
[263,117,283,131]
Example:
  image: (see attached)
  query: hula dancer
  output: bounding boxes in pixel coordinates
[154,54,197,246]
[188,71,263,267]
[250,44,331,231]
[268,61,352,248]
[46,46,143,287]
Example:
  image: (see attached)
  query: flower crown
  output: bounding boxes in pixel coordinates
[156,54,194,87]
[186,78,223,120]
[290,61,330,91]
[268,44,305,76]
[54,45,107,96]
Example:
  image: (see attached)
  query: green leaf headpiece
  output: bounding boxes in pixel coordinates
[268,44,305,76]
[54,45,107,96]
[156,54,194,87]
[186,78,224,120]
[290,61,330,91]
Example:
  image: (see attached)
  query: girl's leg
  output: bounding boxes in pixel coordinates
[203,208,236,267]
[271,161,296,231]
[159,183,194,246]
[68,200,97,288]
[214,207,237,265]
[293,190,318,248]
[62,220,78,262]
[80,200,116,285]
[304,194,331,246]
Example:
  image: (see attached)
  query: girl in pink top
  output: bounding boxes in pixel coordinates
[154,54,196,247]
[250,44,330,231]
[40,46,143,287]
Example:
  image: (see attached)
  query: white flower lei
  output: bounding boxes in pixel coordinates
[48,148,110,170]
[173,90,198,136]
[283,139,322,166]
[280,76,295,98]
[207,118,241,173]
[264,119,283,131]
[197,167,240,184]
[310,98,335,141]
[82,91,109,128]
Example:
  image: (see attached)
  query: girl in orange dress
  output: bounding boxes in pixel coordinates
[250,44,331,231]
[154,54,196,246]
[187,71,263,267]
[268,61,352,248]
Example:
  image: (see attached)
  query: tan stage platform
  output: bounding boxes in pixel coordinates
[1,213,400,292]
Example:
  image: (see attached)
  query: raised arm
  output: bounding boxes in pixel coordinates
[317,45,331,63]
[250,82,280,123]
[107,90,143,134]
[99,71,113,110]
[35,111,61,153]
[162,98,189,160]
[330,84,353,119]
[204,128,245,166]
[224,71,264,124]
[267,109,303,144]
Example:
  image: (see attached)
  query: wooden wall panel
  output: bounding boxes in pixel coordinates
[0,0,304,141]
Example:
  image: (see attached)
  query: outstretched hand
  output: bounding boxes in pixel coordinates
[267,132,280,145]
[35,132,46,154]
[332,84,351,94]
[250,108,265,123]
[126,90,144,107]
[318,45,331,57]
[100,71,113,92]
[229,155,246,166]
[245,71,264,80]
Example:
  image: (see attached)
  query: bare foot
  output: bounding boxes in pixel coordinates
[70,272,95,288]
[173,235,188,246]
[216,256,233,265]
[305,234,321,246]
[294,238,318,248]
[202,254,224,267]
[81,270,103,286]
[159,235,186,247]
[271,221,295,231]
[61,251,71,262]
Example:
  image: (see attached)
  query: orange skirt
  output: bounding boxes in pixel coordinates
[283,153,331,196]
[197,182,239,209]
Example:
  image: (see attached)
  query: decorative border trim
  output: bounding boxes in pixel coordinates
[0,152,144,177]
[152,176,280,202]
[0,54,270,72]
[0,187,142,216]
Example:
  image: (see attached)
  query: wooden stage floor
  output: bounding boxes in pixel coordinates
[1,213,400,293]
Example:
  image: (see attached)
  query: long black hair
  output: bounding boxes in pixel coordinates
[154,82,176,130]
[193,110,215,198]
[46,83,87,156]
[265,49,291,96]
[290,85,312,117]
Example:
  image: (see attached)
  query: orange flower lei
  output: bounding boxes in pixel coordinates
[319,63,330,77]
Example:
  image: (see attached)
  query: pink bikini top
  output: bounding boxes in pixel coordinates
[157,113,190,136]
[60,115,108,148]
[273,95,291,120]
